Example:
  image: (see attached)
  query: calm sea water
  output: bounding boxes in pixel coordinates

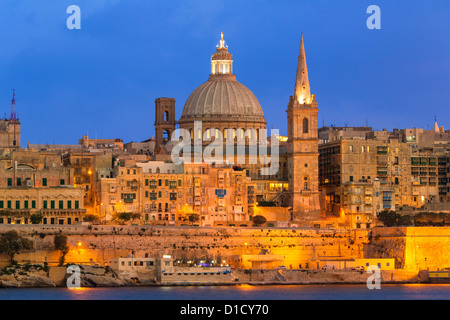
[0,284,449,300]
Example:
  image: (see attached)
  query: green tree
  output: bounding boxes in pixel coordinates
[113,212,141,224]
[83,214,100,224]
[188,214,200,226]
[0,231,34,264]
[252,215,267,226]
[30,212,44,224]
[397,215,413,226]
[377,210,399,227]
[54,234,69,266]
[414,212,445,226]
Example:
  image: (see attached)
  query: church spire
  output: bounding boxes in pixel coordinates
[433,117,440,133]
[294,34,312,104]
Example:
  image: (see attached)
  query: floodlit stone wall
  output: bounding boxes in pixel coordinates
[2,225,448,272]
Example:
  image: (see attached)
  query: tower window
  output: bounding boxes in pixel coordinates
[163,130,170,143]
[164,111,169,122]
[303,118,309,134]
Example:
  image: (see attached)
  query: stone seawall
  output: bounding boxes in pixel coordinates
[0,225,362,268]
[1,225,449,273]
[232,269,418,285]
[0,265,418,288]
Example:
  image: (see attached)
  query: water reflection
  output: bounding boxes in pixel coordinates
[0,284,449,300]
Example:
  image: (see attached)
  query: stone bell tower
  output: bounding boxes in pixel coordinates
[155,97,176,148]
[287,34,321,222]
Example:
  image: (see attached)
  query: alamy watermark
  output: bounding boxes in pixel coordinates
[66,265,81,289]
[367,5,381,30]
[67,5,81,30]
[366,265,381,290]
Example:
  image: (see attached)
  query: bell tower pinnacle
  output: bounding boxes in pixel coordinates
[294,34,312,104]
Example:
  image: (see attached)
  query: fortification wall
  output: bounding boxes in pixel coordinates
[3,225,448,272]
[0,225,362,268]
[367,227,450,271]
[404,227,450,271]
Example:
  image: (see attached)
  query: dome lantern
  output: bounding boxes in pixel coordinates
[211,32,233,76]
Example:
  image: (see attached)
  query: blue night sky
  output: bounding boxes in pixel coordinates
[1,0,449,146]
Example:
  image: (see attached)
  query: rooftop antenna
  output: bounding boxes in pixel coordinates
[10,89,17,121]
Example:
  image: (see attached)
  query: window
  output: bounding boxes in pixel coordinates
[15,201,20,210]
[60,179,65,186]
[0,201,3,209]
[67,201,72,209]
[43,201,48,209]
[303,118,309,134]
[17,178,21,186]
[51,201,55,209]
[31,200,36,209]
[7,201,11,209]
[24,201,29,209]
[7,178,12,187]
[75,201,79,209]
[42,178,47,187]
[59,201,64,209]
[303,176,309,191]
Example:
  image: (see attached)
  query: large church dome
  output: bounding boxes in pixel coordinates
[178,33,266,136]
[180,74,265,122]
